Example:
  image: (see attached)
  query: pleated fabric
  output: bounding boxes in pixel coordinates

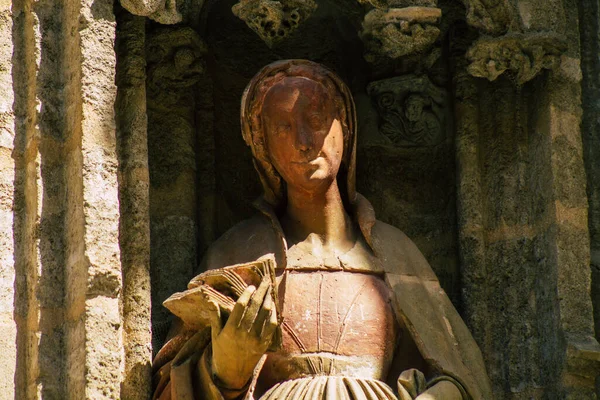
[259,376,398,400]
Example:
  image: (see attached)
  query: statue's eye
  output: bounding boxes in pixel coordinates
[378,93,395,109]
[307,114,324,129]
[276,123,291,134]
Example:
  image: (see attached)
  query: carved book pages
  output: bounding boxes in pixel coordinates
[163,257,282,350]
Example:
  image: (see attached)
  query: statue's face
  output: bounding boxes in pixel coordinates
[262,77,344,193]
[405,96,424,122]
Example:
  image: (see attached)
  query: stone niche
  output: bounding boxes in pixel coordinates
[143,0,461,352]
[134,0,600,398]
[2,0,600,398]
[137,1,600,399]
[135,0,600,399]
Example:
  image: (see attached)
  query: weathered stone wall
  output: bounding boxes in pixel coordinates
[115,8,152,399]
[0,0,16,397]
[452,0,600,397]
[579,0,600,349]
[5,2,152,399]
[80,1,123,398]
[146,25,205,350]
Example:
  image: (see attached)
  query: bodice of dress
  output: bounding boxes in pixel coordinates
[259,270,399,390]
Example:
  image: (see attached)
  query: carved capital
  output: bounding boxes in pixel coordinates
[146,27,207,92]
[460,0,512,36]
[358,0,438,7]
[231,0,317,47]
[120,0,183,24]
[564,335,600,394]
[367,75,446,147]
[466,32,567,85]
[361,7,441,63]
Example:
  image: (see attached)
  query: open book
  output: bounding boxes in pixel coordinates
[163,256,282,350]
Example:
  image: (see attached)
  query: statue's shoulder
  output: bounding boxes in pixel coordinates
[200,214,284,271]
[369,220,438,281]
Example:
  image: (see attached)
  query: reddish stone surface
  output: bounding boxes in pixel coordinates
[260,271,398,387]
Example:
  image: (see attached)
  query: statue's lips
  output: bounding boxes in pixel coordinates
[290,157,324,166]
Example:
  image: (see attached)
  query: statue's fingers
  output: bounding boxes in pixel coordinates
[229,285,255,328]
[262,305,278,339]
[252,287,273,337]
[209,304,223,342]
[240,278,270,331]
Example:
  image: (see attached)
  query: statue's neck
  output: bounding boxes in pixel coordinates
[282,180,355,250]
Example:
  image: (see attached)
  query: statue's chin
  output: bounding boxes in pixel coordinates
[307,168,330,181]
[285,169,336,194]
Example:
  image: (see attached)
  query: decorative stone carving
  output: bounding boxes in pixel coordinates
[120,0,183,24]
[367,75,446,147]
[391,0,437,5]
[466,32,568,85]
[120,0,163,15]
[358,0,437,7]
[232,0,317,47]
[146,28,207,92]
[460,0,512,36]
[361,7,441,62]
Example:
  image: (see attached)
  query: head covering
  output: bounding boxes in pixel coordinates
[240,59,358,209]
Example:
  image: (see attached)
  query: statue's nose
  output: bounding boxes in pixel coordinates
[296,126,313,152]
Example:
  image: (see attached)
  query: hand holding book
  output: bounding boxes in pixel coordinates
[210,277,278,390]
[163,257,281,390]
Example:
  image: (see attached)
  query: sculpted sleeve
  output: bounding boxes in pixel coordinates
[371,221,494,400]
[152,328,267,400]
[152,216,283,400]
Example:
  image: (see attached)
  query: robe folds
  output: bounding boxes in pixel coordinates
[152,196,494,400]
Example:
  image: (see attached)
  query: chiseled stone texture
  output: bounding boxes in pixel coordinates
[115,8,153,399]
[80,0,123,398]
[578,0,600,348]
[12,0,41,398]
[0,1,16,397]
[146,26,205,349]
[361,7,441,61]
[120,0,183,24]
[453,0,600,396]
[8,0,141,398]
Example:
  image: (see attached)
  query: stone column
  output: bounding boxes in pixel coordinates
[0,0,17,397]
[454,0,600,397]
[115,8,152,400]
[539,2,600,392]
[145,27,205,350]
[12,0,40,398]
[9,1,145,398]
[80,0,124,398]
[22,0,88,397]
[578,0,600,349]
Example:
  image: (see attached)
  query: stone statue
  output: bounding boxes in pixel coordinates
[152,60,493,400]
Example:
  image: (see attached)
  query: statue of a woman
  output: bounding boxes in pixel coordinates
[152,60,493,400]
